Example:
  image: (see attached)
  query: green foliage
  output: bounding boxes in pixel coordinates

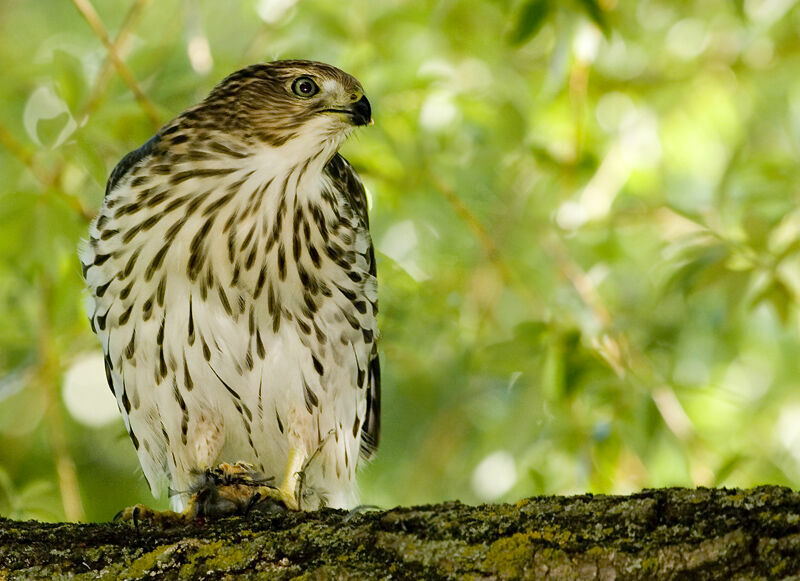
[0,467,58,522]
[1,0,800,521]
[510,0,552,46]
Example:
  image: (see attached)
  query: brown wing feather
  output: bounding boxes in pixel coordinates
[325,154,380,459]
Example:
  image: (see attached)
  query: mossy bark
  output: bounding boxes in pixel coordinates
[1,486,800,580]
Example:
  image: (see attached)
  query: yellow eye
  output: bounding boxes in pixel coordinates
[292,76,319,98]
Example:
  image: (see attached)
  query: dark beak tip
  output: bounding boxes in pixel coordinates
[352,95,372,127]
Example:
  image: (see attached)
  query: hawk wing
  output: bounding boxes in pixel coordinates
[105,133,162,196]
[325,153,380,459]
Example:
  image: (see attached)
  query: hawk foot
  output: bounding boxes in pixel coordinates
[114,504,190,528]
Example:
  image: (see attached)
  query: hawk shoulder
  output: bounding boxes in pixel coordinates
[105,133,162,196]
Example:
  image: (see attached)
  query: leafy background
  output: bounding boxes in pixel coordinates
[1,0,800,522]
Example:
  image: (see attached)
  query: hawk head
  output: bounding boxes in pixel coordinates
[190,60,372,149]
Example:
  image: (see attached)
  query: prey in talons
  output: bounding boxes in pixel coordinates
[115,462,290,527]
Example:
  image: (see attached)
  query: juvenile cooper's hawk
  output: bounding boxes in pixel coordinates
[80,61,379,515]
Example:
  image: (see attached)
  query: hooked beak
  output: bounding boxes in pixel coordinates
[323,95,372,126]
[349,95,372,126]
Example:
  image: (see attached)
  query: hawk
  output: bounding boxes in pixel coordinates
[80,61,380,516]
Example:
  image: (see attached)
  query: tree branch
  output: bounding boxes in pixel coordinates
[1,486,799,579]
[70,0,161,130]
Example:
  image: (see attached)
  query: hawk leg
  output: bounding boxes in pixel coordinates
[274,447,306,511]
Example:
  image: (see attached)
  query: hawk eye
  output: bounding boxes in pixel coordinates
[292,77,319,98]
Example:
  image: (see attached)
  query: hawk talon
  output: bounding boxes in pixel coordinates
[132,505,140,530]
[243,491,263,515]
[343,504,381,522]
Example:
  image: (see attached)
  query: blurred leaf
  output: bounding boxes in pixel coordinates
[713,453,745,486]
[729,0,746,19]
[575,0,609,35]
[0,468,57,521]
[0,364,29,403]
[750,278,794,324]
[482,321,549,375]
[36,113,71,148]
[51,49,87,113]
[665,242,730,297]
[509,0,551,45]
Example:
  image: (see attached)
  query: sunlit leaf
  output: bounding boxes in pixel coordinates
[22,86,78,149]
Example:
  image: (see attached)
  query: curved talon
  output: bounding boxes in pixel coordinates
[343,504,381,522]
[244,491,263,514]
[114,503,145,523]
[132,505,140,530]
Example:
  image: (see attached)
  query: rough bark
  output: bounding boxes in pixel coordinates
[1,486,800,580]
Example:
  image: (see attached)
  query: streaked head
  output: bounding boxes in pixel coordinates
[193,60,371,147]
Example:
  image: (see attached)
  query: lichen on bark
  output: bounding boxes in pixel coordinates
[1,486,800,579]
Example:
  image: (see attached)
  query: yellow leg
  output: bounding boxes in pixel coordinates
[276,447,306,511]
